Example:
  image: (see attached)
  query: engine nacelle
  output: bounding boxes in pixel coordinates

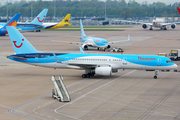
[142,24,147,29]
[107,45,111,49]
[82,44,88,50]
[95,66,112,76]
[171,24,176,29]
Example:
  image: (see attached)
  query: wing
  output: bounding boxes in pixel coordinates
[47,36,82,45]
[108,34,130,44]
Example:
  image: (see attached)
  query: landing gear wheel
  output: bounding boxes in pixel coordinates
[82,74,86,78]
[154,76,157,79]
[86,74,90,78]
[149,28,153,30]
[164,28,167,30]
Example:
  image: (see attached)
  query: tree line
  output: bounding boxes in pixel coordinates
[0,0,180,18]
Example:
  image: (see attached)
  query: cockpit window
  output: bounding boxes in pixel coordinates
[102,41,107,43]
[166,61,172,63]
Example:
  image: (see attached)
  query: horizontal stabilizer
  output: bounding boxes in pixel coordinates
[7,56,28,60]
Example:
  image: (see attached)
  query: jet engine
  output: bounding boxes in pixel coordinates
[171,24,176,29]
[142,24,147,29]
[82,44,88,50]
[95,66,112,76]
[107,45,111,49]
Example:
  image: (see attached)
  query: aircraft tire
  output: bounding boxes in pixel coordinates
[86,74,90,78]
[154,76,157,79]
[82,74,86,78]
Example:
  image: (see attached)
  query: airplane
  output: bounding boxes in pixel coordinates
[43,14,71,29]
[0,12,71,31]
[0,13,20,36]
[50,19,129,50]
[177,7,180,15]
[134,7,177,30]
[6,26,177,79]
[0,9,48,32]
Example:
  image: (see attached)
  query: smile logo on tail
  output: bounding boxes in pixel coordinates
[13,39,24,48]
[37,16,45,22]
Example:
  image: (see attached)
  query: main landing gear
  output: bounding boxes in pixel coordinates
[82,69,95,78]
[154,70,159,79]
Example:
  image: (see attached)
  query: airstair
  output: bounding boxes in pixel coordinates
[51,75,71,102]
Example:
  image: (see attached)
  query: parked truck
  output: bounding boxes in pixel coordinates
[169,49,180,61]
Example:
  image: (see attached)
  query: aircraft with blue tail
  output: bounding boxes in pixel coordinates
[0,9,48,32]
[52,19,129,50]
[0,13,20,36]
[6,26,177,79]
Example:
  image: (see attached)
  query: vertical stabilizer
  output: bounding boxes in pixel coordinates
[3,13,20,29]
[31,9,48,25]
[61,14,71,24]
[80,19,86,37]
[177,7,180,15]
[7,26,39,54]
[153,7,156,20]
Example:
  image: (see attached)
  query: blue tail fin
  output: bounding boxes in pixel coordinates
[31,9,48,25]
[2,13,20,29]
[80,19,86,37]
[6,26,39,54]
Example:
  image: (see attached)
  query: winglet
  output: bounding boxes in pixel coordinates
[53,53,61,63]
[79,46,84,54]
[177,7,180,15]
[128,34,130,41]
[31,9,48,25]
[80,19,86,38]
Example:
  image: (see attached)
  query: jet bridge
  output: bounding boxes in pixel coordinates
[51,75,71,102]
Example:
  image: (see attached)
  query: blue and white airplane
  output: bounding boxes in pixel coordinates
[0,9,48,32]
[7,26,177,79]
[0,14,20,36]
[79,19,130,50]
[52,19,130,50]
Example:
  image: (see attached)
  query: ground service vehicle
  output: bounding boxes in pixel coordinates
[169,49,180,61]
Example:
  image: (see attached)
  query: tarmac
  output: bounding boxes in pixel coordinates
[0,25,180,120]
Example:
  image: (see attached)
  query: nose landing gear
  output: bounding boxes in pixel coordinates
[154,70,159,79]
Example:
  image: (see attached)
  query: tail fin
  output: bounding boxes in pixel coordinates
[153,7,156,20]
[80,19,86,37]
[6,26,39,54]
[31,9,48,25]
[61,14,71,25]
[46,14,71,29]
[177,7,180,15]
[3,13,20,29]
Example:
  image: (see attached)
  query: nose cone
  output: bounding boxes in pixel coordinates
[172,64,178,69]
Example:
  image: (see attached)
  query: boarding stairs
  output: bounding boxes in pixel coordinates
[51,76,71,102]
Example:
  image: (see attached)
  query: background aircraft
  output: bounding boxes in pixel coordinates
[0,14,20,36]
[43,14,71,29]
[0,9,48,32]
[139,7,177,30]
[0,12,71,31]
[6,26,177,79]
[50,19,129,50]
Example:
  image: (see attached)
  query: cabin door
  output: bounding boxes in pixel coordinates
[123,57,127,65]
[157,58,161,66]
[35,54,39,63]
